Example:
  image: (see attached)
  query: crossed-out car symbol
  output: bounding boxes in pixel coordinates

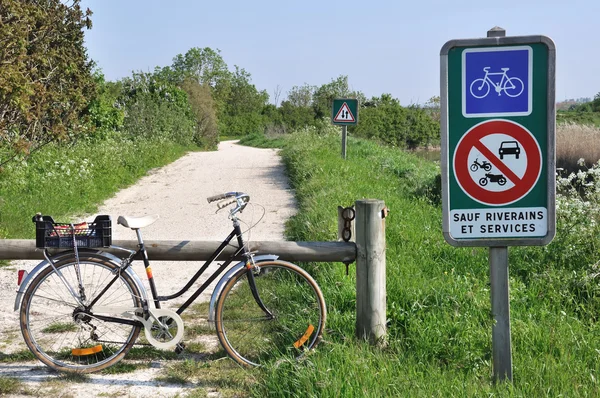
[498,140,520,160]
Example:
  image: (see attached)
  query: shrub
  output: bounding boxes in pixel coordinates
[181,79,219,149]
[119,71,195,145]
[352,94,440,149]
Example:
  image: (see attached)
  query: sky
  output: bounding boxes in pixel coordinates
[79,0,599,105]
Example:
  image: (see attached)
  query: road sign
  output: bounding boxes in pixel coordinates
[454,119,541,206]
[463,47,532,117]
[440,35,556,246]
[334,103,356,123]
[332,99,358,126]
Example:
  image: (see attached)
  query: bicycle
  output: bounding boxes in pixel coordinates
[469,67,524,99]
[15,192,326,373]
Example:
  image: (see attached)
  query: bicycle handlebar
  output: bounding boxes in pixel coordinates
[208,192,250,215]
[207,192,249,203]
[217,198,237,209]
[207,192,235,203]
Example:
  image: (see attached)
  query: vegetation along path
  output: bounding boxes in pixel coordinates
[0,140,296,397]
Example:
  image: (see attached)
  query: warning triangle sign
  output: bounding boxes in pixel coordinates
[334,102,356,123]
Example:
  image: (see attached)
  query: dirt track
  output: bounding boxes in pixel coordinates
[0,140,296,397]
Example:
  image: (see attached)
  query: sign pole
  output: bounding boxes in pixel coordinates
[490,246,512,381]
[341,125,347,159]
[331,98,358,160]
[486,27,512,383]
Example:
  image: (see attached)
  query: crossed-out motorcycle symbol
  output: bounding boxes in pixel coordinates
[470,157,507,186]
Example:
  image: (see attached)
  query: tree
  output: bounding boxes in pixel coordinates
[0,0,95,164]
[170,47,232,107]
[312,76,365,119]
[220,66,269,135]
[352,94,439,149]
[273,85,283,107]
[424,95,441,123]
[286,84,316,108]
[181,78,218,149]
[87,70,124,139]
[119,70,195,144]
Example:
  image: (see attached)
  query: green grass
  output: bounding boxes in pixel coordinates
[0,136,193,239]
[238,133,287,148]
[239,131,600,397]
[557,110,600,128]
[41,322,78,334]
[0,349,36,362]
[100,361,150,375]
[157,359,255,397]
[0,376,23,395]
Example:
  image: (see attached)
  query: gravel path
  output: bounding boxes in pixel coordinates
[0,140,296,397]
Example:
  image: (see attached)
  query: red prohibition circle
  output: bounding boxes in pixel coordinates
[454,119,541,205]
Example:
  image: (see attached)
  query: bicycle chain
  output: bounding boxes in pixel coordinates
[341,207,355,276]
[94,339,153,347]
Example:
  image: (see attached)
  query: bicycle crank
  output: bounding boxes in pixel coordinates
[141,308,185,349]
[91,306,185,350]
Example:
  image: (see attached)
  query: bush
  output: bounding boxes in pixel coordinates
[351,94,440,149]
[181,79,219,149]
[87,71,125,140]
[119,71,195,145]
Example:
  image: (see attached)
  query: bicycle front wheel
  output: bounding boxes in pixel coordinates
[215,260,326,367]
[20,254,143,373]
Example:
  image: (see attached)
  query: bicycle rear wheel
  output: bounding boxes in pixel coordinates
[20,254,143,373]
[215,260,326,367]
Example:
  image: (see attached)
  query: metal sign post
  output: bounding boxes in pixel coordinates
[440,27,556,382]
[332,98,359,159]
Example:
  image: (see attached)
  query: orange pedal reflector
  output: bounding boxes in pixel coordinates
[71,345,103,356]
[293,324,315,349]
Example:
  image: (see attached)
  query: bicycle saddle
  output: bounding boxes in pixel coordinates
[117,214,159,229]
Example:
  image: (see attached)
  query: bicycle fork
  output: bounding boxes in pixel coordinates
[244,258,274,320]
[233,219,274,320]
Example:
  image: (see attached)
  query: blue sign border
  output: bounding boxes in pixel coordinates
[462,46,533,118]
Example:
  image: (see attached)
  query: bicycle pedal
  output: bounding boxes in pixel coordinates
[175,342,186,354]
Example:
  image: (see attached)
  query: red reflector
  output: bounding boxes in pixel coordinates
[18,270,27,286]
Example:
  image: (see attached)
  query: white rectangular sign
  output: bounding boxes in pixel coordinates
[450,207,547,238]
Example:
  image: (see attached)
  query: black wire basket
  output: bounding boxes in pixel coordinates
[33,214,112,249]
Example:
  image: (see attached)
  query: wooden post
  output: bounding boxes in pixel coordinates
[355,199,386,345]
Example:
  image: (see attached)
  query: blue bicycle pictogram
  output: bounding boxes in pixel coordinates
[469,67,524,99]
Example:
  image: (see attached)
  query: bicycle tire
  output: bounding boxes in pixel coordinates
[215,260,326,367]
[20,254,143,373]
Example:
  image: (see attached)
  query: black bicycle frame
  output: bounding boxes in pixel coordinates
[85,219,272,326]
